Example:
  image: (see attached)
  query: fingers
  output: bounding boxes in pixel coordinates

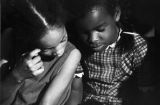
[24,49,42,68]
[13,49,44,80]
[24,49,44,76]
[32,67,44,76]
[27,49,41,60]
[32,56,41,64]
[30,61,43,71]
[26,55,41,68]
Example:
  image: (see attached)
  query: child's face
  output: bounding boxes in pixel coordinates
[76,6,120,52]
[36,27,67,58]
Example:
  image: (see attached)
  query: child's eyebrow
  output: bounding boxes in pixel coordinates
[94,22,107,29]
[82,22,107,32]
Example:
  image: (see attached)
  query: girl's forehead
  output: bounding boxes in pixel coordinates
[38,27,66,49]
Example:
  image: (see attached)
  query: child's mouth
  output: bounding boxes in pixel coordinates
[90,45,105,50]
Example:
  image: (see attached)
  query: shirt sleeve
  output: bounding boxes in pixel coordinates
[133,34,148,68]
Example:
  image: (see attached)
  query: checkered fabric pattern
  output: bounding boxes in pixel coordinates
[77,31,147,105]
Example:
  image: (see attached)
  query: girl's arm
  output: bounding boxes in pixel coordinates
[0,69,24,105]
[65,77,83,105]
[0,49,44,105]
[40,49,81,105]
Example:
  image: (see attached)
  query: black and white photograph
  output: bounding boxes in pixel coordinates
[0,0,159,105]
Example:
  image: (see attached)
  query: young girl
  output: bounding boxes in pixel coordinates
[64,0,148,105]
[0,0,81,105]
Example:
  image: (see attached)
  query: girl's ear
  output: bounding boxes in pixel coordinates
[114,6,121,22]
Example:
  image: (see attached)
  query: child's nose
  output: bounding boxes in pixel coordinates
[89,31,99,43]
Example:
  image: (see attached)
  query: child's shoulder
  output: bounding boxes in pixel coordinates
[117,31,146,53]
[123,31,139,36]
[122,31,146,46]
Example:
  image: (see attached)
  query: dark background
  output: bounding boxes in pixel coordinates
[1,0,160,105]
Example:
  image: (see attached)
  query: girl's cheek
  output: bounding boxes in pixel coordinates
[56,48,65,57]
[55,41,67,57]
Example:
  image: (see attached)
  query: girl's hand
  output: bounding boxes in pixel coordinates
[13,49,44,81]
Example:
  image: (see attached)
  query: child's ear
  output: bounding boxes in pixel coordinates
[114,6,121,22]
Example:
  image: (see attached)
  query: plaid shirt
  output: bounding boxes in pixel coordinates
[77,31,147,105]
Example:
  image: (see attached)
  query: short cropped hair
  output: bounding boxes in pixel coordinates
[64,0,131,30]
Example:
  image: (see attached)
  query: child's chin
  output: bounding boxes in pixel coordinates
[91,45,106,52]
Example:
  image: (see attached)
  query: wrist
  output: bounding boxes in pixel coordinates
[12,69,25,83]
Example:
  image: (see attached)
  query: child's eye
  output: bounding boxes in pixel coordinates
[96,27,105,32]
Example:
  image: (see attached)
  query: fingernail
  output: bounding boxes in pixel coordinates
[36,49,41,52]
[34,49,41,55]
